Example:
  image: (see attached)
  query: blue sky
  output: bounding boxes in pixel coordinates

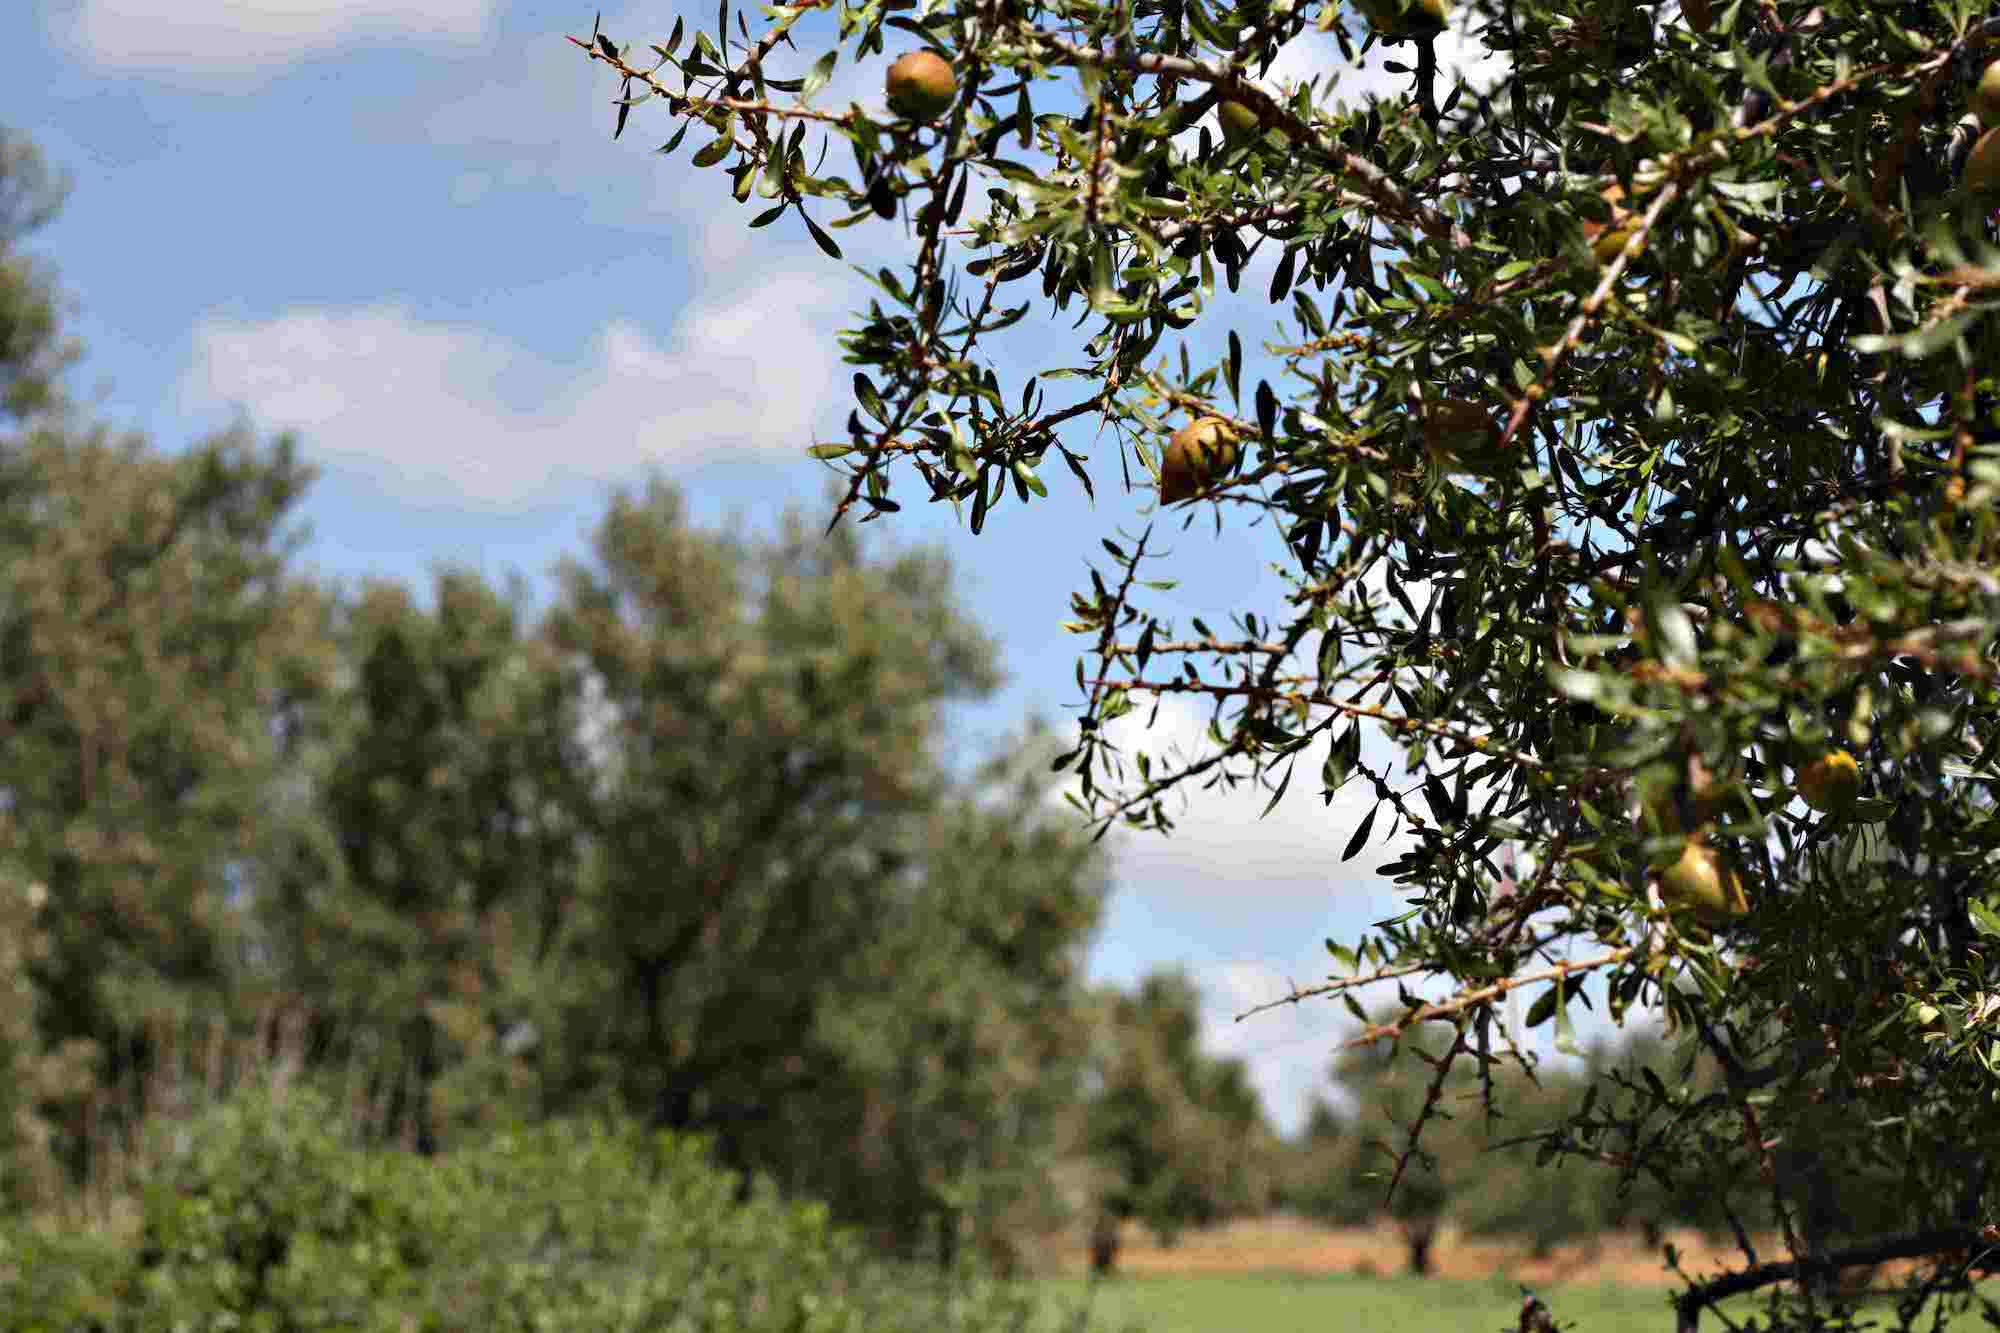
[7,0,1638,1136]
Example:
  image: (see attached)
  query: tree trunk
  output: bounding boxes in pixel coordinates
[1089,1215,1121,1277]
[1405,1219,1437,1276]
[937,1207,959,1272]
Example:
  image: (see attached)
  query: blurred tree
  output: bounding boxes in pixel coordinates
[0,127,90,1215]
[0,421,336,1186]
[1278,1096,1372,1227]
[0,128,77,427]
[0,126,341,1207]
[0,131,338,1180]
[529,480,997,1181]
[437,479,1111,1259]
[233,568,586,1156]
[792,726,1110,1270]
[1083,970,1281,1250]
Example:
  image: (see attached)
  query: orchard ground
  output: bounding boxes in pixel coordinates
[1027,1212,1894,1286]
[1024,1216,1995,1333]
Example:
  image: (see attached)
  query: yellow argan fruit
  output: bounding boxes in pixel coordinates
[1158,416,1240,503]
[1218,100,1263,148]
[1797,749,1861,814]
[1660,840,1750,922]
[1681,0,1712,33]
[1423,398,1513,477]
[886,51,956,122]
[1353,0,1449,37]
[1967,127,2000,195]
[1976,61,2000,129]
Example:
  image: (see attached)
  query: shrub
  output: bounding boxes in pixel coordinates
[418,1115,1064,1333]
[122,1079,434,1331]
[2,1082,1131,1333]
[0,1223,131,1331]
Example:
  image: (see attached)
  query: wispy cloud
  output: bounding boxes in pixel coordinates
[178,268,851,508]
[53,0,498,82]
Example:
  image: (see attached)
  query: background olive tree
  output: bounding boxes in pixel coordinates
[0,122,1167,1272]
[577,0,2000,1326]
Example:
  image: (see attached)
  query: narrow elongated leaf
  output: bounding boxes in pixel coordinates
[1342,805,1378,862]
[803,212,842,258]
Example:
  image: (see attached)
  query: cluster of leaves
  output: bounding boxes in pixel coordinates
[582,0,2000,1322]
[0,1078,1137,1333]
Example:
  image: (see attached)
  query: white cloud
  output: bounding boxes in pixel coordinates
[1073,690,1419,903]
[178,268,850,508]
[395,6,846,220]
[1187,12,1511,148]
[54,0,497,81]
[1196,958,1353,1132]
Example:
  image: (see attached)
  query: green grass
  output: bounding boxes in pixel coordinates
[1027,1273,1674,1333]
[1025,1272,2000,1333]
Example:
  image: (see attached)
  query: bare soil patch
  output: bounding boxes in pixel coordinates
[1028,1214,1784,1288]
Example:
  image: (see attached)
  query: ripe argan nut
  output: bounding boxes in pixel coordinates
[1967,127,2000,195]
[886,51,956,121]
[1976,61,2000,129]
[1159,417,1240,503]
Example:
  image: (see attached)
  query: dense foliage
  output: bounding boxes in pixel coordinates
[578,0,2000,1325]
[1,1078,1135,1333]
[0,120,1287,1279]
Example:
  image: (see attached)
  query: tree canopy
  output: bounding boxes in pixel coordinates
[0,125,1140,1270]
[579,0,2000,1325]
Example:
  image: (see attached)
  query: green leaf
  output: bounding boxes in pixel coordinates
[1550,668,1601,702]
[1554,983,1580,1056]
[1342,805,1377,862]
[1269,247,1297,304]
[1260,759,1295,818]
[1011,459,1047,498]
[803,50,837,99]
[803,212,842,258]
[853,373,887,424]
